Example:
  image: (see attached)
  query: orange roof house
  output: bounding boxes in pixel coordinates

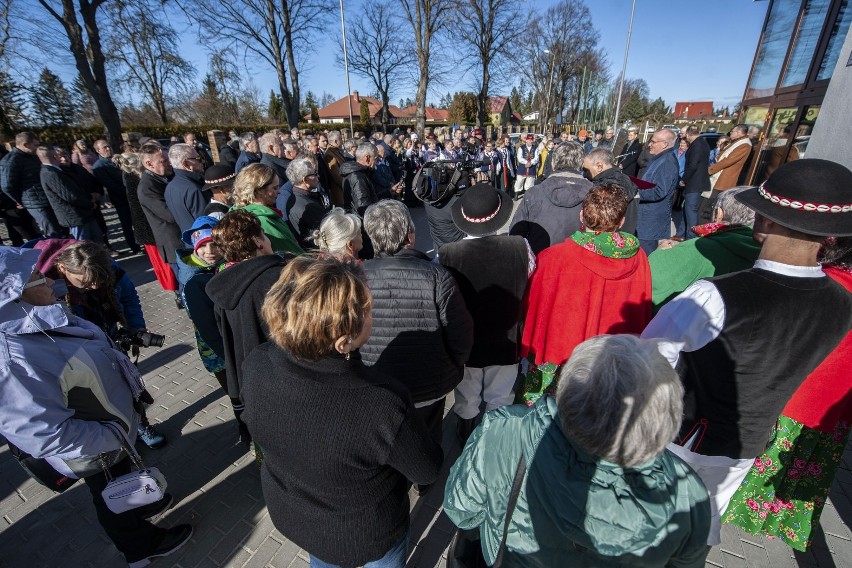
[308,91,396,125]
[673,101,714,119]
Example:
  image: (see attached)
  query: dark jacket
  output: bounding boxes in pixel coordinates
[218,143,239,169]
[39,165,94,227]
[137,170,183,263]
[124,171,156,245]
[92,156,125,198]
[175,250,225,361]
[287,187,331,247]
[591,167,639,235]
[636,147,653,178]
[341,161,378,217]
[509,170,592,255]
[260,153,290,182]
[241,345,442,568]
[206,254,288,398]
[617,139,642,177]
[682,136,711,195]
[235,150,261,174]
[165,169,210,232]
[424,191,467,251]
[439,236,530,367]
[639,149,681,241]
[0,149,51,209]
[360,248,474,403]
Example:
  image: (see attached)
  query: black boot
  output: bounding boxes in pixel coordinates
[456,416,477,445]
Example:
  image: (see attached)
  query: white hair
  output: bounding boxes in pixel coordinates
[363,200,413,255]
[311,207,362,254]
[557,335,683,468]
[167,143,195,169]
[286,157,316,186]
[717,186,756,227]
[355,142,377,161]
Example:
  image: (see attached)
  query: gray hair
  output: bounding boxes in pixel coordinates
[167,143,195,169]
[239,132,256,151]
[627,126,639,133]
[343,139,357,153]
[557,335,683,468]
[717,186,756,227]
[286,157,316,186]
[282,140,299,156]
[363,200,413,255]
[327,131,341,144]
[258,133,280,154]
[551,142,585,171]
[585,147,616,167]
[355,142,378,162]
[311,207,361,254]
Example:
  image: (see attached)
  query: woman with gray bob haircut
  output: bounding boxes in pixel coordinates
[363,200,414,256]
[445,334,711,566]
[310,207,363,259]
[549,141,585,172]
[714,186,755,227]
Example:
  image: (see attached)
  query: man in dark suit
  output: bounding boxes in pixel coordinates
[617,127,642,176]
[680,126,711,239]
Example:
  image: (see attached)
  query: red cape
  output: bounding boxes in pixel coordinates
[520,238,652,366]
[781,267,852,430]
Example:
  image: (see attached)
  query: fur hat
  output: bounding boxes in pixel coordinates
[735,159,852,237]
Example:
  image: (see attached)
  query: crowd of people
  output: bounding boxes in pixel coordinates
[0,121,850,568]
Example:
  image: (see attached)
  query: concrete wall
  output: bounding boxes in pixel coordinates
[806,26,852,170]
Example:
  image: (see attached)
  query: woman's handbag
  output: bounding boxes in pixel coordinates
[447,454,527,568]
[100,422,168,514]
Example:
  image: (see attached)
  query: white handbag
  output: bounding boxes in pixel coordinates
[100,423,168,514]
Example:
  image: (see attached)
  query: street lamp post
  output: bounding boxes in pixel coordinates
[339,0,355,138]
[612,0,637,133]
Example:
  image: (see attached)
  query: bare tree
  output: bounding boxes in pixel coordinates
[337,2,413,131]
[35,0,123,147]
[107,0,196,124]
[401,0,452,133]
[0,0,11,63]
[456,0,522,127]
[512,0,598,132]
[188,0,334,127]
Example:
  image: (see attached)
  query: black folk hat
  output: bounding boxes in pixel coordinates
[451,183,513,237]
[202,164,236,192]
[735,159,852,237]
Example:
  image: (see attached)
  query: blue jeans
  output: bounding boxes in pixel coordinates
[683,192,702,239]
[70,219,104,242]
[28,207,64,238]
[310,534,407,568]
[639,238,659,256]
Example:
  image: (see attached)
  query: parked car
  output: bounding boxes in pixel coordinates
[699,132,723,150]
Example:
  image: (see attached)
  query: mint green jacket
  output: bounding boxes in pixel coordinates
[444,398,711,567]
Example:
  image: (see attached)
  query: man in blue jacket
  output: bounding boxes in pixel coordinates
[638,129,679,255]
[92,140,140,253]
[165,143,210,232]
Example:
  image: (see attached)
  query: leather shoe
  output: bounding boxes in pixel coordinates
[456,417,477,445]
[128,524,193,568]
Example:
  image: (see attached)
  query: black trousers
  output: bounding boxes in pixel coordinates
[83,457,165,562]
[0,205,40,246]
[414,397,446,449]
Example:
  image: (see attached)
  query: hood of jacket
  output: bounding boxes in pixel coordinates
[702,225,762,262]
[0,246,69,333]
[567,236,643,279]
[340,160,369,177]
[206,254,286,312]
[176,248,217,283]
[536,170,593,208]
[239,202,282,220]
[23,238,77,275]
[524,398,700,556]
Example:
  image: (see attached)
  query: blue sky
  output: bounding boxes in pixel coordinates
[186,0,769,110]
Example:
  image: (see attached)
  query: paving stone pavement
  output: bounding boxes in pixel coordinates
[1,206,851,568]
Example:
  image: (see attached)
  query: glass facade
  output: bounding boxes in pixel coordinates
[781,0,831,86]
[818,0,852,79]
[746,0,801,99]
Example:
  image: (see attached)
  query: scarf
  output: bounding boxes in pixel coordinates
[570,229,640,259]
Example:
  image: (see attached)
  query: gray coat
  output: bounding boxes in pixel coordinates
[39,165,94,227]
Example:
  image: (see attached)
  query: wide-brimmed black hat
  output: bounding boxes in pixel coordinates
[735,159,852,237]
[202,164,236,192]
[451,183,514,237]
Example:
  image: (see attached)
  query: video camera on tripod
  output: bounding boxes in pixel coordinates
[411,158,491,205]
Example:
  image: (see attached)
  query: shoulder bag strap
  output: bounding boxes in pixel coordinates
[102,421,147,472]
[493,454,527,567]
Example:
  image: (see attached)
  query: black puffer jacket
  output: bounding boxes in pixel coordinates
[591,167,639,235]
[0,149,51,209]
[360,248,473,403]
[341,161,378,217]
[287,187,331,247]
[508,170,592,255]
[39,165,95,227]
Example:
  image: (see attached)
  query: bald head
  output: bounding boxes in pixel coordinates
[648,129,675,155]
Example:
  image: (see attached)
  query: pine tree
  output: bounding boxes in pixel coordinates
[310,104,320,123]
[269,90,282,122]
[360,98,370,124]
[0,71,28,132]
[30,68,79,127]
[509,86,522,116]
[622,90,647,123]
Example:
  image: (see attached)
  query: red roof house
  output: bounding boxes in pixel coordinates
[673,101,714,119]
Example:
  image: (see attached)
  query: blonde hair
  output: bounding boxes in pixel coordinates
[233,163,277,206]
[310,208,362,255]
[262,256,372,361]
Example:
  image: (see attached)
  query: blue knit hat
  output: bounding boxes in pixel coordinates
[182,216,220,249]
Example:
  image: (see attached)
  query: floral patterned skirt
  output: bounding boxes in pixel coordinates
[723,415,850,551]
[515,357,560,406]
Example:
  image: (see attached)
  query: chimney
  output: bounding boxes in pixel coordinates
[353,90,360,102]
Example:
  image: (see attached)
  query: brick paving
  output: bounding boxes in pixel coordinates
[1,206,851,568]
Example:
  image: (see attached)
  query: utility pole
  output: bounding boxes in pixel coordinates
[612,0,637,132]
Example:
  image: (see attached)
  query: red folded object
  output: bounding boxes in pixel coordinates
[629,175,657,190]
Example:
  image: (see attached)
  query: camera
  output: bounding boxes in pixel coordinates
[114,328,165,351]
[411,159,491,204]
